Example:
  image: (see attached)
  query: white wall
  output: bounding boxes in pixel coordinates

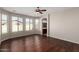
[0,10,1,43]
[50,8,79,44]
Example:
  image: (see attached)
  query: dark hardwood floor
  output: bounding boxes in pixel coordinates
[0,34,79,52]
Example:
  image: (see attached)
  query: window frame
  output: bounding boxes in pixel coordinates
[18,17,23,31]
[1,13,8,34]
[12,16,24,32]
[12,16,18,32]
[25,18,30,31]
[35,19,39,30]
[29,19,33,30]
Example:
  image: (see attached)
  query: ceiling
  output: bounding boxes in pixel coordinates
[2,7,72,17]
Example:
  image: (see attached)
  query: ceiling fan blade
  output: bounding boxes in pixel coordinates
[39,11,43,14]
[35,7,46,14]
[40,9,46,11]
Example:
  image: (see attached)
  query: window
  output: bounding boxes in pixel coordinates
[35,19,39,30]
[12,16,18,32]
[12,16,23,32]
[30,19,33,30]
[18,17,23,31]
[2,14,8,34]
[25,18,29,31]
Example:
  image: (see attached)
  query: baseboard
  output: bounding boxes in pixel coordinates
[49,35,79,45]
[0,34,41,44]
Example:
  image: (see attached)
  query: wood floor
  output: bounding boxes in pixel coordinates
[0,34,79,52]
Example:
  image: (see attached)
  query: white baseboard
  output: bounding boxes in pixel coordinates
[49,35,79,44]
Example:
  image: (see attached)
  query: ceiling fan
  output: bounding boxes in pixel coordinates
[35,7,46,14]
